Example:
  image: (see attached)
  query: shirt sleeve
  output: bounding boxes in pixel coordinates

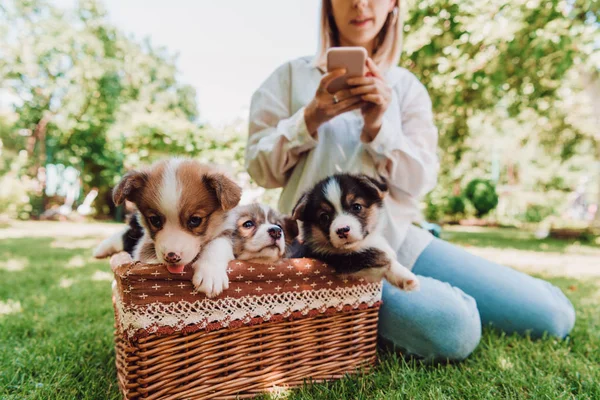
[245,62,318,189]
[363,74,439,198]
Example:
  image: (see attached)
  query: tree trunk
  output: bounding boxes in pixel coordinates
[27,114,50,175]
[594,138,600,230]
[27,113,51,214]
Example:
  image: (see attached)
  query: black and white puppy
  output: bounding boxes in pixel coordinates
[290,173,419,291]
[229,203,299,263]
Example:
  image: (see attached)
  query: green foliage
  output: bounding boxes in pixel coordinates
[0,0,206,215]
[445,195,467,216]
[464,179,499,217]
[523,203,555,223]
[423,187,446,222]
[403,0,599,183]
[1,0,598,220]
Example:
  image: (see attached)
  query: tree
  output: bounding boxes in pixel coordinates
[0,0,203,216]
[403,0,599,225]
[403,0,599,173]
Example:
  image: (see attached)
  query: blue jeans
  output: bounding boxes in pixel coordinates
[378,236,576,361]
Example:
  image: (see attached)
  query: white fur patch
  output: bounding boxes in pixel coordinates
[192,237,233,297]
[329,214,363,248]
[323,178,343,214]
[93,228,126,258]
[260,204,271,222]
[159,158,183,221]
[155,222,199,265]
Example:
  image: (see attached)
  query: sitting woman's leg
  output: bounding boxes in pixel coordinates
[411,236,576,338]
[378,277,482,361]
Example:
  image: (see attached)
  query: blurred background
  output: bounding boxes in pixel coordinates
[1,2,599,397]
[0,0,599,241]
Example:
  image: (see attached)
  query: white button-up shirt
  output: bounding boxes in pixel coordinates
[245,56,439,263]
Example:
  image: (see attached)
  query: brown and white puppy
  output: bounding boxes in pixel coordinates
[94,158,242,297]
[290,173,419,291]
[229,203,298,264]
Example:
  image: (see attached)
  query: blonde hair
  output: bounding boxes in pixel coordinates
[314,0,404,71]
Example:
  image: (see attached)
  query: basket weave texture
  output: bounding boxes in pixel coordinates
[112,258,382,399]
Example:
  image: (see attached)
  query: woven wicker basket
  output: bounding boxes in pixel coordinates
[112,258,382,399]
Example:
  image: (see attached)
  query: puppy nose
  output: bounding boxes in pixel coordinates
[336,226,351,239]
[164,252,181,263]
[268,226,282,240]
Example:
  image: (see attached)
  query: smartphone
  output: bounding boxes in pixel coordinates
[326,47,367,94]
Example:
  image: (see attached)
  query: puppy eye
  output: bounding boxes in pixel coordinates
[188,216,202,228]
[319,213,330,224]
[276,224,283,229]
[352,203,363,212]
[149,216,162,229]
[243,220,255,228]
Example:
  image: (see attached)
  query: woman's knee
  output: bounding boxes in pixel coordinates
[529,279,576,339]
[423,288,482,361]
[378,280,482,362]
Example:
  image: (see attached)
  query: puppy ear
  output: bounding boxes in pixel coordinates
[291,193,309,221]
[356,174,388,199]
[282,217,299,245]
[204,173,242,211]
[113,171,147,206]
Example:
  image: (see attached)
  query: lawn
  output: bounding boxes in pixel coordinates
[1,222,599,399]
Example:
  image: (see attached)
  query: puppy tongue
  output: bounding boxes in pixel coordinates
[166,264,185,274]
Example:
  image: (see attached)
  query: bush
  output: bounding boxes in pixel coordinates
[423,188,447,222]
[523,204,554,223]
[0,173,32,219]
[464,179,499,217]
[445,195,466,216]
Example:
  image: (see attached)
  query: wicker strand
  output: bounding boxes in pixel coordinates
[115,307,379,399]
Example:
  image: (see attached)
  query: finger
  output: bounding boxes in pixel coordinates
[332,95,362,111]
[361,94,384,105]
[318,68,347,93]
[349,84,377,96]
[346,76,376,86]
[336,101,364,116]
[331,88,354,102]
[327,95,361,114]
[366,58,384,80]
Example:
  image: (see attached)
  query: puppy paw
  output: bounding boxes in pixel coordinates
[192,263,230,298]
[386,262,420,292]
[93,242,114,259]
[110,252,133,271]
[93,231,125,259]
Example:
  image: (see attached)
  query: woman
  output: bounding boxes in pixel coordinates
[245,0,575,361]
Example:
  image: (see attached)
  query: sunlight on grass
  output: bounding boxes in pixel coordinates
[0,300,22,316]
[66,255,86,269]
[498,357,514,370]
[91,270,113,281]
[59,278,76,288]
[0,257,28,271]
[266,386,292,399]
[52,237,101,250]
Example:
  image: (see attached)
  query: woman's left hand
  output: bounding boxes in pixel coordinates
[347,58,392,142]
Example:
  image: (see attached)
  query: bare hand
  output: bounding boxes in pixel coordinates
[304,68,363,137]
[347,58,392,142]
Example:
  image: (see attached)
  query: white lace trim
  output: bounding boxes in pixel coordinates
[114,283,382,339]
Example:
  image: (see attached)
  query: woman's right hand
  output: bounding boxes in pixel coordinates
[304,68,363,138]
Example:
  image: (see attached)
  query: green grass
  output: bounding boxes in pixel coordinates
[1,226,599,399]
[441,226,599,253]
